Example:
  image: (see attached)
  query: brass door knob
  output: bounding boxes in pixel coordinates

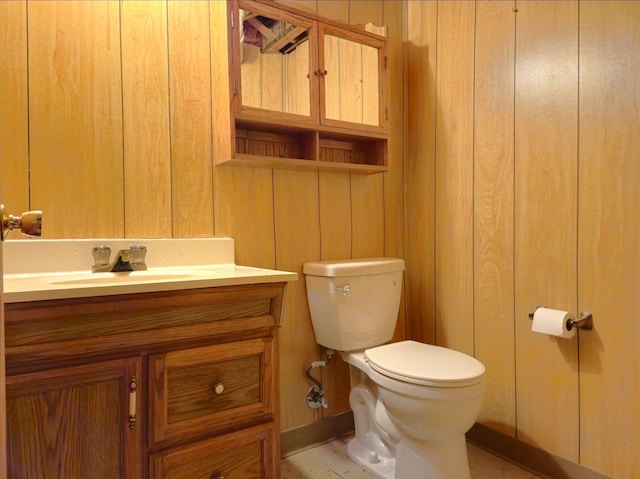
[1,204,42,240]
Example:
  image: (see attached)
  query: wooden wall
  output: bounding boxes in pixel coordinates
[7,1,639,476]
[0,0,405,435]
[407,1,640,477]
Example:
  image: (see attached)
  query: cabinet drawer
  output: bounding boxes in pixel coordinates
[149,338,275,445]
[150,422,277,479]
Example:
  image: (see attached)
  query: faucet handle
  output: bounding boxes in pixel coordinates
[130,245,147,270]
[92,246,111,269]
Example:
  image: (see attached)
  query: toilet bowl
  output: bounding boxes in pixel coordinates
[345,342,485,479]
[303,258,486,479]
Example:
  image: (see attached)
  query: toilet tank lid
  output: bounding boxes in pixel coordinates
[303,258,405,277]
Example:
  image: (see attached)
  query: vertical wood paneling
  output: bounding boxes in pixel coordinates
[361,43,379,126]
[262,53,284,112]
[276,0,316,14]
[121,1,172,238]
[382,0,406,343]
[473,1,516,435]
[406,1,437,345]
[514,0,579,460]
[240,44,262,109]
[351,176,385,257]
[578,2,640,476]
[273,170,321,431]
[285,46,310,116]
[28,1,124,238]
[317,1,346,22]
[434,1,475,355]
[336,38,362,124]
[213,168,275,268]
[349,1,380,29]
[318,173,351,262]
[167,0,214,238]
[323,34,341,121]
[0,1,29,238]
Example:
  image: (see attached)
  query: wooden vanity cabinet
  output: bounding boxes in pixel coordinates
[212,0,388,173]
[4,283,286,479]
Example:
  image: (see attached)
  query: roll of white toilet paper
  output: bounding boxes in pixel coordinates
[531,307,576,338]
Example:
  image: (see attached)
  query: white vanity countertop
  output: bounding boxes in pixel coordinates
[3,238,297,303]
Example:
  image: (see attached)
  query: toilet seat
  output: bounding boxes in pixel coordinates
[365,340,485,388]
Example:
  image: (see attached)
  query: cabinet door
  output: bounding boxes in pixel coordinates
[234,0,317,126]
[6,357,142,479]
[319,23,387,133]
[150,422,277,479]
[149,337,275,445]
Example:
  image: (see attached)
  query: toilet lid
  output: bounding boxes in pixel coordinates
[365,340,485,387]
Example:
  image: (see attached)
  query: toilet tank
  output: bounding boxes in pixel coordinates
[303,258,405,351]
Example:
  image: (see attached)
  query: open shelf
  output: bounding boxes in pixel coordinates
[230,121,387,174]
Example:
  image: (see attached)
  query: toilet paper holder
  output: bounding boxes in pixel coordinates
[528,307,594,331]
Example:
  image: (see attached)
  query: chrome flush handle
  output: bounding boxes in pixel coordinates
[331,283,351,295]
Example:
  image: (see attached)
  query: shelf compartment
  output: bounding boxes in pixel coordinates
[319,137,386,166]
[235,128,317,161]
[228,119,387,174]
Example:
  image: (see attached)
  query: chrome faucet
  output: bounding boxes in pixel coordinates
[92,245,147,273]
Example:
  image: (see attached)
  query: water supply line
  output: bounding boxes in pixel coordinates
[305,349,335,409]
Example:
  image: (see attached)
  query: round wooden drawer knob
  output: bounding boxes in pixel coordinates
[213,383,225,395]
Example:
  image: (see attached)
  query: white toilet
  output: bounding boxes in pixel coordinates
[303,258,486,479]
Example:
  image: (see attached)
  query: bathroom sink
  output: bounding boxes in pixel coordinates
[2,238,298,303]
[4,263,297,303]
[48,270,201,286]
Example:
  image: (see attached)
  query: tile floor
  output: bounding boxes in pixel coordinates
[282,435,543,478]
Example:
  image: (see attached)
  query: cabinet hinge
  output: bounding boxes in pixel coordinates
[386,107,389,121]
[230,10,234,29]
[233,78,237,97]
[384,56,388,69]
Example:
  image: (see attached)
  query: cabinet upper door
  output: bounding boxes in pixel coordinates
[232,0,387,135]
[234,0,318,126]
[319,23,387,133]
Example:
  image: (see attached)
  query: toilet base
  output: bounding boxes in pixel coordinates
[347,436,395,479]
[395,435,471,479]
[348,434,471,479]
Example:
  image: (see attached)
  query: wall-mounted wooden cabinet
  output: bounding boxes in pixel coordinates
[212,0,388,174]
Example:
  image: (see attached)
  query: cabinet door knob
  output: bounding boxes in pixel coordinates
[213,383,225,395]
